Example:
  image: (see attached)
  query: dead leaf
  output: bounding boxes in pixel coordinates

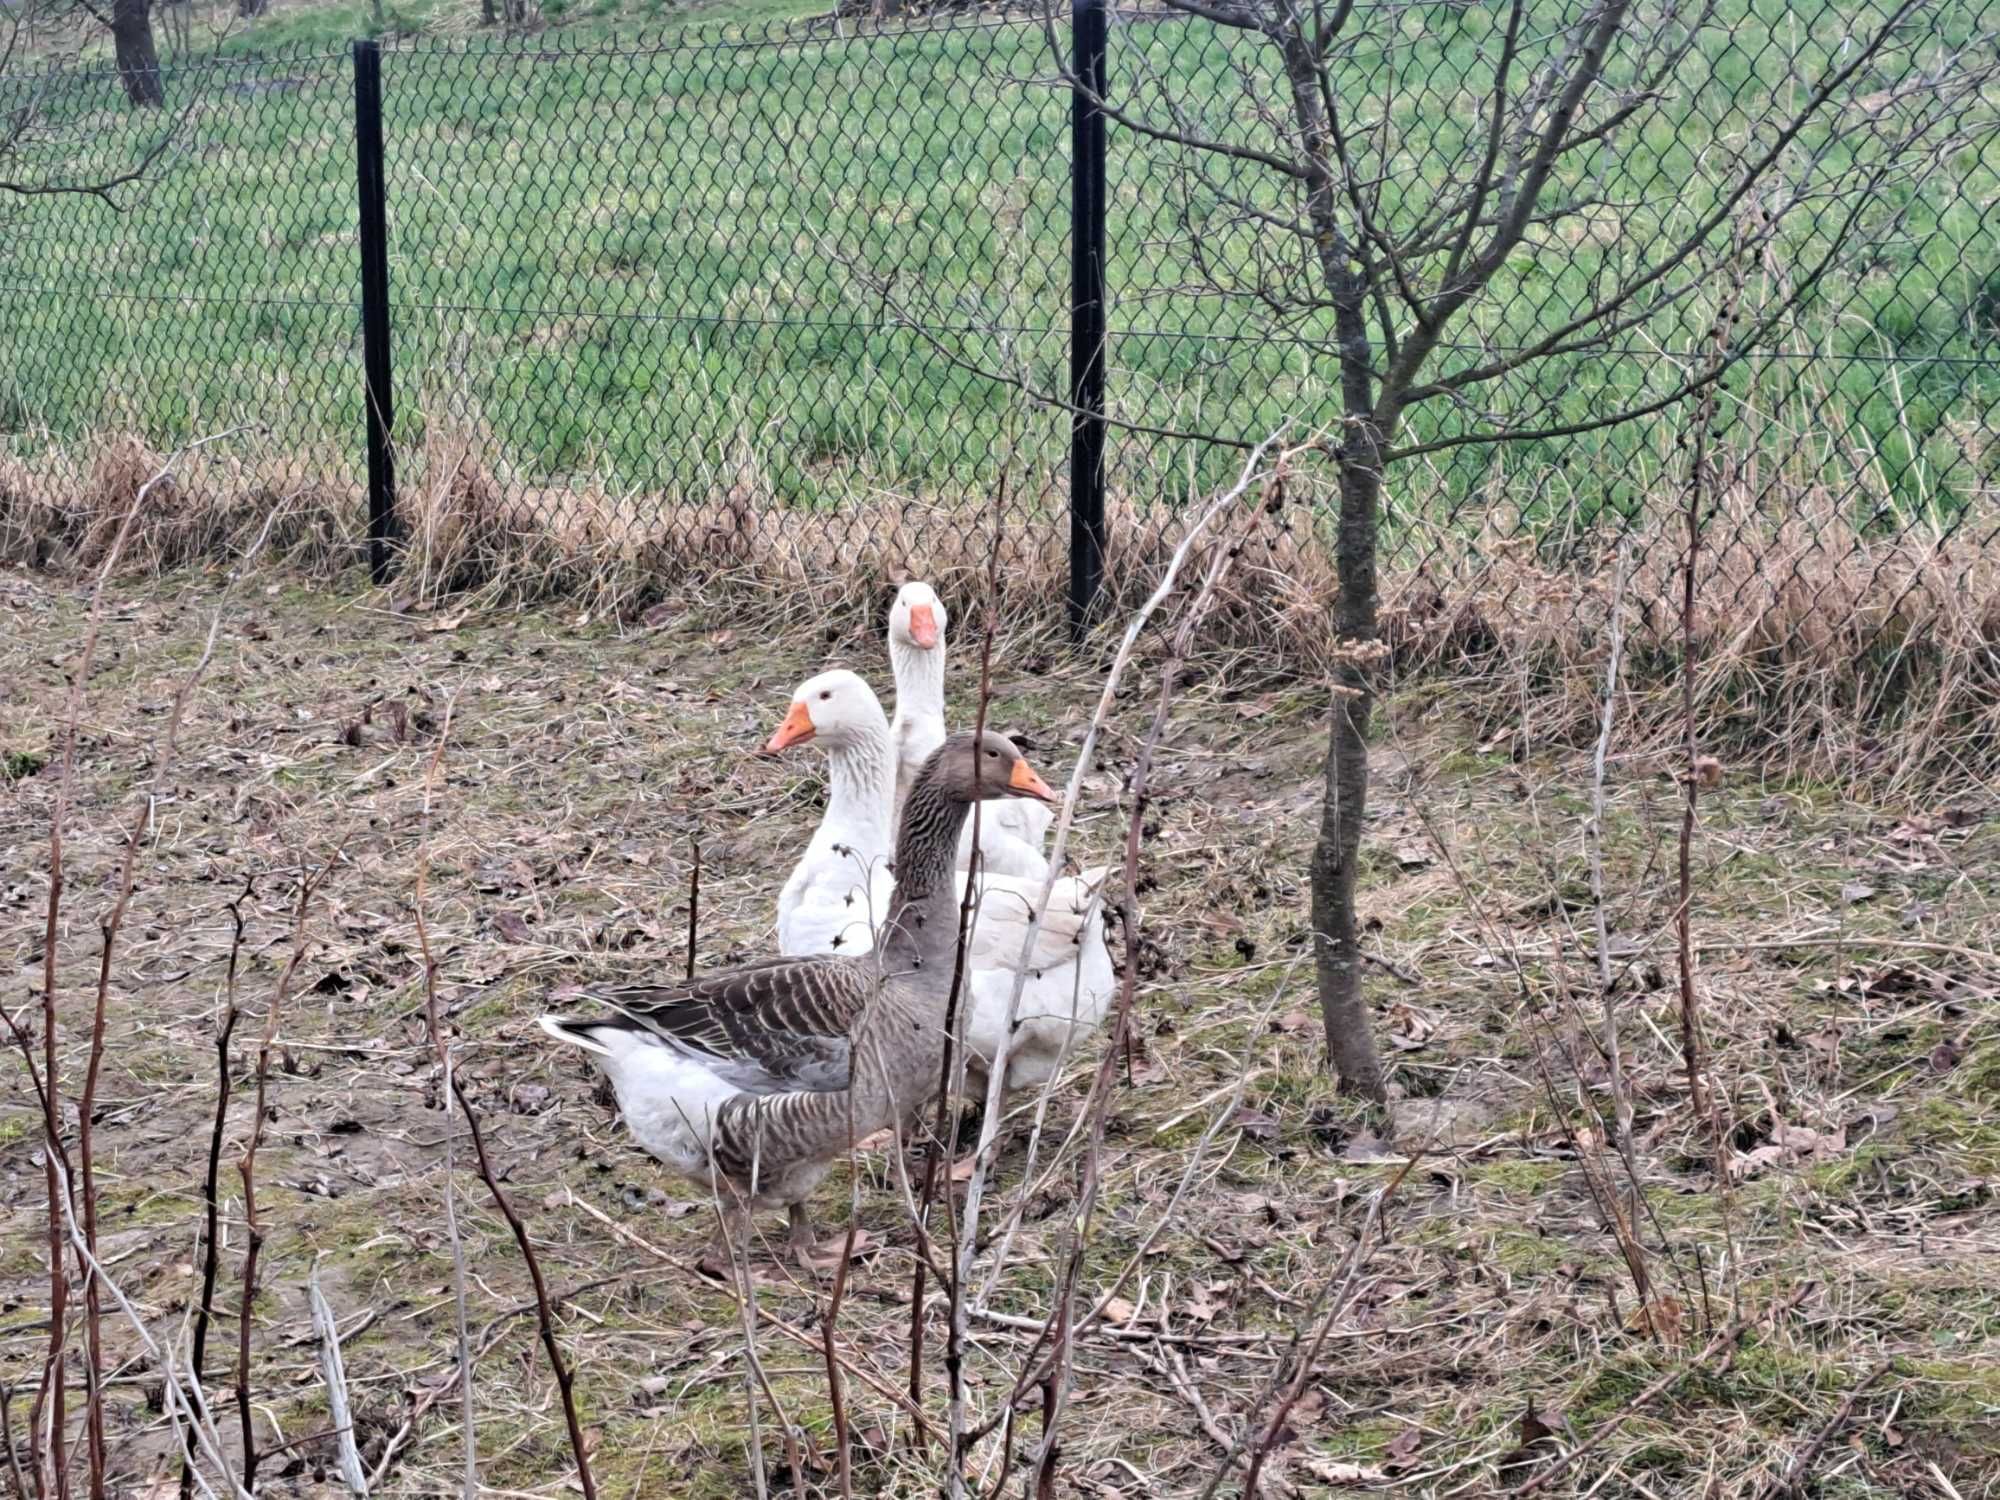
[1230,1106,1279,1142]
[1496,1401,1562,1487]
[1181,1293,1220,1323]
[1100,1296,1139,1326]
[1841,882,1878,905]
[1626,1296,1684,1344]
[1384,1426,1423,1469]
[1393,842,1433,871]
[1385,1002,1436,1051]
[492,910,532,944]
[1304,1459,1390,1485]
[807,1228,877,1269]
[1929,1039,1964,1074]
[428,611,468,634]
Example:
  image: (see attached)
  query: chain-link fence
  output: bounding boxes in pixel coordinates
[1,2,1995,667]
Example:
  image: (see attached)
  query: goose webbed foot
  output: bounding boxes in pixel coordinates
[696,1202,750,1282]
[787,1202,820,1275]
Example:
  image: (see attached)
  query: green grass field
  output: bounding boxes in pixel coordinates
[1,0,1994,536]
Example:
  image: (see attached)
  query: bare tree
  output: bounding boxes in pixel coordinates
[3,0,165,107]
[108,0,161,103]
[1,2,200,202]
[956,0,1995,1107]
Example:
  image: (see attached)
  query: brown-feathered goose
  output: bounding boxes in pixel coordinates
[538,732,1056,1270]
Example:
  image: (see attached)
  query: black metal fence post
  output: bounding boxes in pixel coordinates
[352,39,397,585]
[1068,0,1109,641]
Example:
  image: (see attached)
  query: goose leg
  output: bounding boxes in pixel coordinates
[698,1200,750,1281]
[786,1203,819,1274]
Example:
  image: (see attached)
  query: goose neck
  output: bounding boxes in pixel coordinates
[822,722,895,859]
[877,779,973,979]
[890,638,946,721]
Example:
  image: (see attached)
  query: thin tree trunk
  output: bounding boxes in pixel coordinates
[1310,452,1389,1105]
[111,0,164,108]
[1278,36,1390,1105]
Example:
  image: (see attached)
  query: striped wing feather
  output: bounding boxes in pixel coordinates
[572,955,879,1095]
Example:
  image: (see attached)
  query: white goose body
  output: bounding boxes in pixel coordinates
[770,669,1115,1093]
[888,584,1054,881]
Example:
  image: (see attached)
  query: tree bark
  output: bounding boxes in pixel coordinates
[1311,448,1389,1105]
[1276,32,1391,1105]
[237,0,270,20]
[111,0,164,108]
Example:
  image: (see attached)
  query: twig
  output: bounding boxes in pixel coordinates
[821,1201,858,1500]
[1675,222,1750,1321]
[563,1190,936,1445]
[1012,439,1292,1496]
[80,511,251,1500]
[45,1155,248,1500]
[182,877,250,1500]
[1590,541,1637,1171]
[238,866,328,1493]
[448,1079,599,1498]
[685,830,700,983]
[928,472,1007,1491]
[1234,1162,1415,1499]
[413,694,477,1500]
[1517,1282,1816,1494]
[1761,1359,1894,1499]
[306,1259,369,1498]
[1,1382,27,1500]
[24,430,244,1500]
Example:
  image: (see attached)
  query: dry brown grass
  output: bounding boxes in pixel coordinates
[3,420,1996,785]
[2,571,1995,1498]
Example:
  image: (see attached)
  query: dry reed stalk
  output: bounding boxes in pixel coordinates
[237,865,327,1491]
[1591,541,1636,1169]
[7,415,1997,788]
[44,1151,248,1500]
[412,693,477,1500]
[410,694,599,1499]
[27,430,239,1500]
[965,437,1293,1496]
[305,1259,369,1498]
[1516,1281,1817,1495]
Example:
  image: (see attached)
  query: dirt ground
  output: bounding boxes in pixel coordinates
[2,561,1996,1499]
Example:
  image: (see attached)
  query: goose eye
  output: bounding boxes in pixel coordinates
[820,691,831,701]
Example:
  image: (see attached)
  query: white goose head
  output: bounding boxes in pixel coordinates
[888,581,947,655]
[763,669,891,755]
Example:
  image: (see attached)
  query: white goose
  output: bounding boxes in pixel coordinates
[767,669,1115,1095]
[888,583,1054,881]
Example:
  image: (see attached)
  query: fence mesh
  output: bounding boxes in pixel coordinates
[1,2,1995,679]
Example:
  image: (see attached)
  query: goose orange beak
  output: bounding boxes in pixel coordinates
[907,603,939,649]
[762,700,816,754]
[1009,757,1057,803]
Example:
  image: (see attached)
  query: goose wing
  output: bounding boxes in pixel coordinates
[565,955,879,1096]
